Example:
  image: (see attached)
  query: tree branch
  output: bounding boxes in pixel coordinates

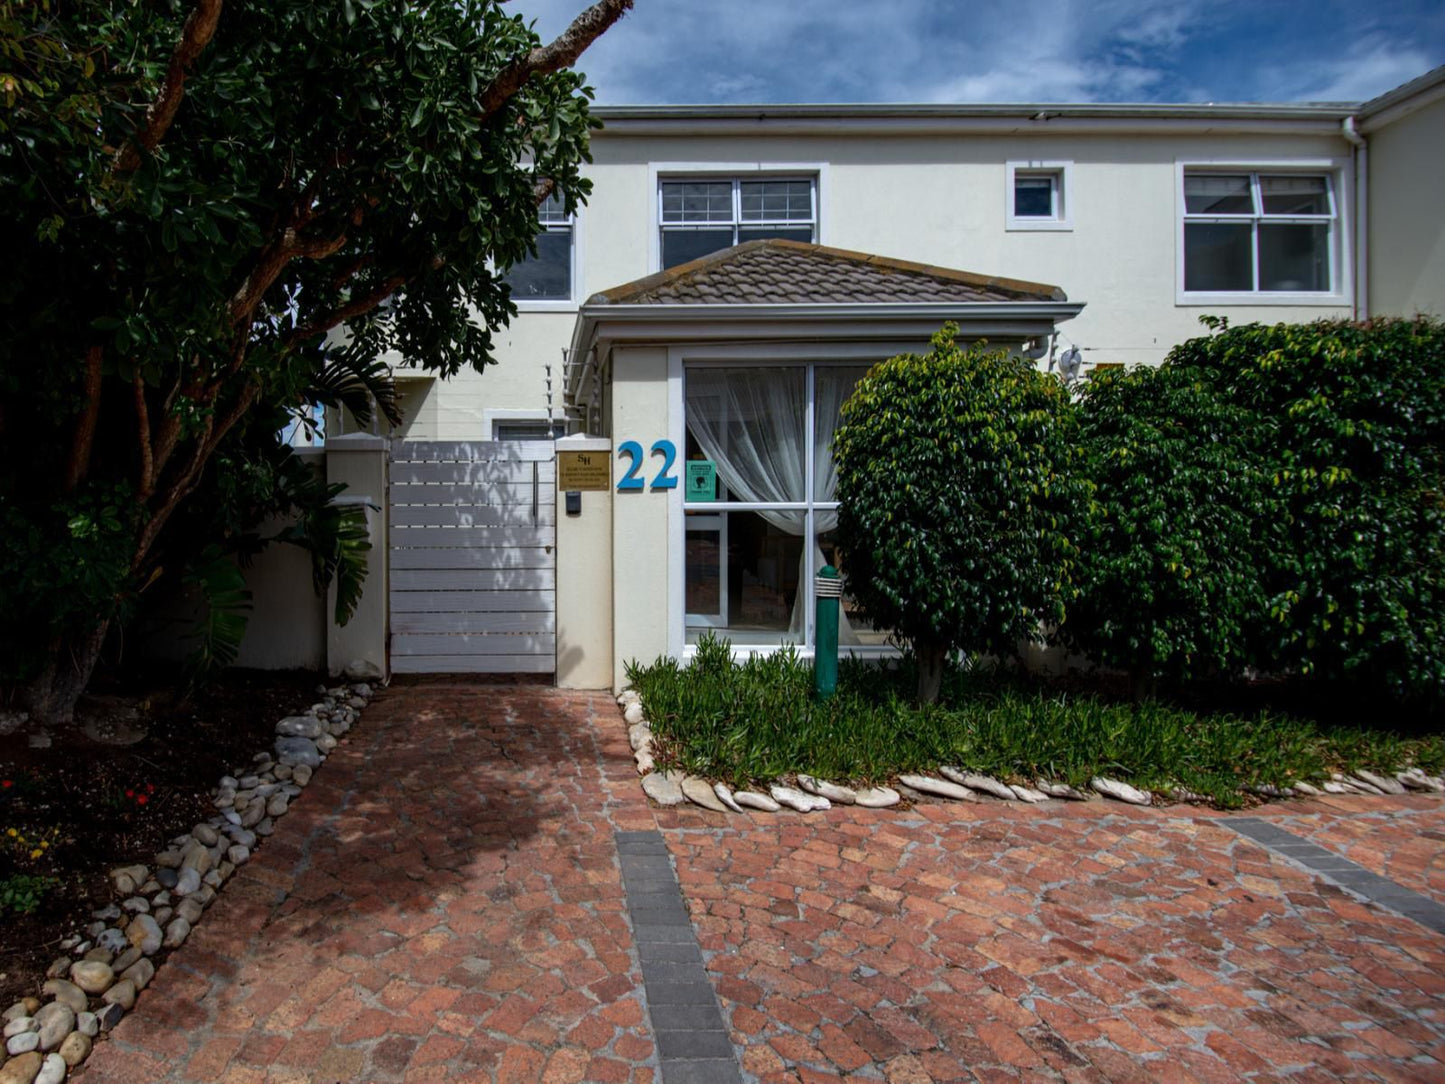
[287,274,408,346]
[134,374,154,499]
[114,0,225,174]
[478,0,632,116]
[64,345,105,492]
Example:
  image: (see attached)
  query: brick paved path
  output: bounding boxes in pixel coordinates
[79,681,1445,1083]
[657,799,1445,1083]
[82,684,658,1084]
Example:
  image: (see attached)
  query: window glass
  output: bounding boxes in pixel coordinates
[685,366,807,503]
[739,180,812,221]
[1182,171,1334,295]
[813,365,871,501]
[736,226,814,246]
[494,420,567,441]
[1259,175,1330,215]
[1259,224,1330,291]
[1184,174,1254,215]
[661,228,736,269]
[1013,176,1055,218]
[661,181,732,223]
[504,229,571,300]
[1183,223,1253,292]
[685,510,803,644]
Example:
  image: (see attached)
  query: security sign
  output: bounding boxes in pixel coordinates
[685,460,717,502]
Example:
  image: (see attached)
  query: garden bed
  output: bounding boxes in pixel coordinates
[0,669,322,1010]
[627,636,1445,808]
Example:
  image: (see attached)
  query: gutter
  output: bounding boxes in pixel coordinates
[592,114,1351,139]
[1341,116,1368,320]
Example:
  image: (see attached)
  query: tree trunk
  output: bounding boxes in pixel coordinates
[916,642,948,705]
[17,621,112,728]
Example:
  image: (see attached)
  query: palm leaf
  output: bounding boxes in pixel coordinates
[307,351,403,430]
[182,544,254,676]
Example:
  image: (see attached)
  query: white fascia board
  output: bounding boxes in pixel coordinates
[596,114,1352,140]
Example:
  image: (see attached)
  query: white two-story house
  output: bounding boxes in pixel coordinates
[311,65,1444,687]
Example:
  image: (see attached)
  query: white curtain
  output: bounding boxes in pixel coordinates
[685,366,869,644]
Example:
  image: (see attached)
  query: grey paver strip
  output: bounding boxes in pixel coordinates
[617,828,742,1084]
[1229,816,1445,934]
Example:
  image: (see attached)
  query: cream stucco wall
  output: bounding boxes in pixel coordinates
[1367,95,1445,318]
[382,124,1356,440]
[609,345,672,690]
[555,436,614,688]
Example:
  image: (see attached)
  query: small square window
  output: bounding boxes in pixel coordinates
[1006,162,1072,231]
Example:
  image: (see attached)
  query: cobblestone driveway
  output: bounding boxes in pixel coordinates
[79,682,1445,1083]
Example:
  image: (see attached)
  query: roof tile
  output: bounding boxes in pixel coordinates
[589,240,1066,306]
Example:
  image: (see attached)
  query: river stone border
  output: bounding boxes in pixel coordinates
[0,678,377,1084]
[618,689,1445,818]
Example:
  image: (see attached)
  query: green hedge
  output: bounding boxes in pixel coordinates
[1069,317,1445,704]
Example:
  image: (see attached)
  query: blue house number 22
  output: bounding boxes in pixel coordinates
[616,439,678,491]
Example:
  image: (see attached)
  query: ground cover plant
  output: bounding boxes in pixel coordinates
[627,635,1445,808]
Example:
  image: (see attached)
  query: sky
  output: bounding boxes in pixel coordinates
[510,0,1445,106]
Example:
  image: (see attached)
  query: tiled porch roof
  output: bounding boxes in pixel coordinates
[587,239,1068,306]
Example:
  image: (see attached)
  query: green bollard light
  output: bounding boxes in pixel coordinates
[815,564,841,700]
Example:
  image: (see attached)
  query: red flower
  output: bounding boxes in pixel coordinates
[1,780,11,789]
[137,795,148,805]
[146,783,155,793]
[125,789,134,798]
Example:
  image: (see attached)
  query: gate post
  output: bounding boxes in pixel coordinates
[555,435,613,688]
[324,433,390,681]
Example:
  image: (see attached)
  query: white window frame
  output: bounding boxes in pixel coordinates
[1175,158,1351,307]
[509,199,583,313]
[1005,160,1073,231]
[648,162,829,273]
[666,341,905,664]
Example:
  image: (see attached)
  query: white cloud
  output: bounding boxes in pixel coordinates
[504,0,1440,106]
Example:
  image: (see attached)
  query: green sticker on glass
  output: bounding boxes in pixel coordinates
[685,460,717,502]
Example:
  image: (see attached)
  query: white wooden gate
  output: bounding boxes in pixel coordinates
[388,440,556,674]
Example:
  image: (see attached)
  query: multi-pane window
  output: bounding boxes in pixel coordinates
[683,361,892,652]
[1182,171,1335,294]
[660,177,816,269]
[504,191,573,301]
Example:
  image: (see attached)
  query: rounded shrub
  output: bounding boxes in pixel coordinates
[832,324,1090,702]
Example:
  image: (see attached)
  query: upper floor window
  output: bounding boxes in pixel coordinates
[504,191,574,302]
[1006,161,1072,231]
[659,177,816,269]
[1181,170,1336,296]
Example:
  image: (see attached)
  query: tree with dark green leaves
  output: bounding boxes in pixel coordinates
[832,325,1090,703]
[0,0,632,724]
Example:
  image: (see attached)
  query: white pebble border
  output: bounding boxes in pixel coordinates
[618,688,1445,818]
[0,679,377,1084]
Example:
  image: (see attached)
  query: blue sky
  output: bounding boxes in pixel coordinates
[511,0,1444,105]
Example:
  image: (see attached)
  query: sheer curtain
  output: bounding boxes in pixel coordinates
[685,365,868,644]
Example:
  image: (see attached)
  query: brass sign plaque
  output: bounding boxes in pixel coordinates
[557,450,610,491]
